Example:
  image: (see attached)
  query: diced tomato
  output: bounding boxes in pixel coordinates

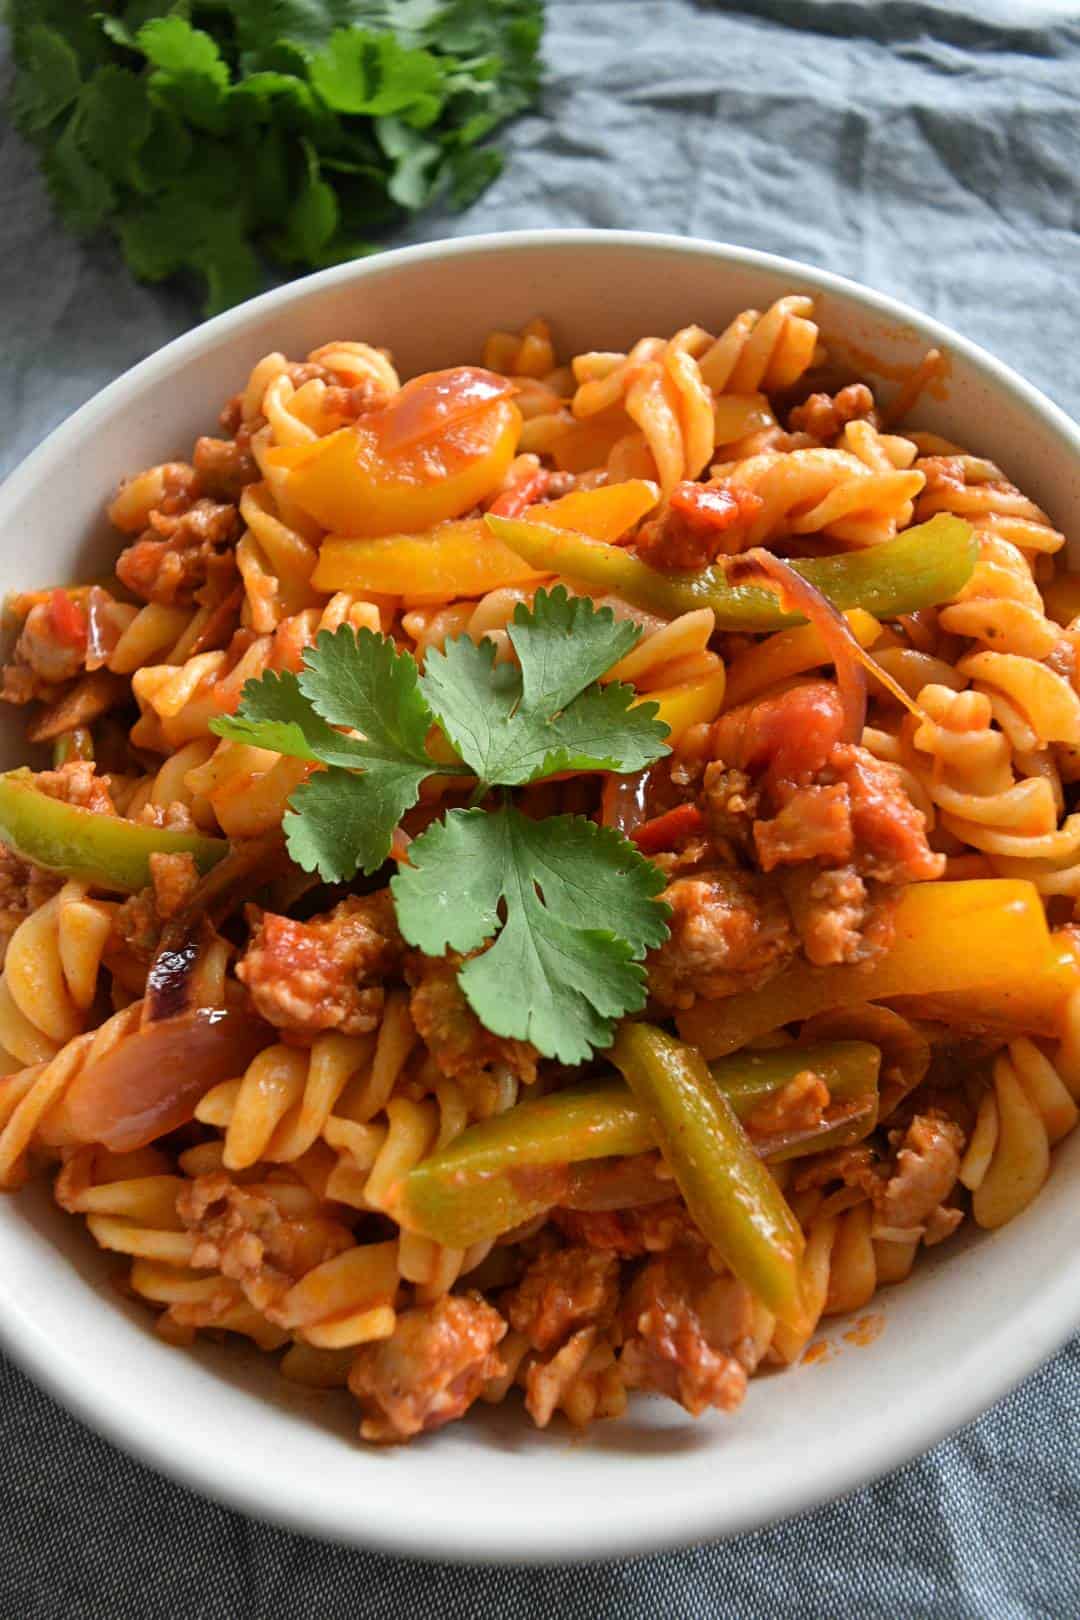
[668,480,763,532]
[48,589,88,648]
[637,480,765,569]
[631,802,707,855]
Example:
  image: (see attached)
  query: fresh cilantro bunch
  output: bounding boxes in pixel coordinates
[211,588,672,1062]
[9,1,544,314]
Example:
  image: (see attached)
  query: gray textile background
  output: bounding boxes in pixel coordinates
[2,1,1080,1613]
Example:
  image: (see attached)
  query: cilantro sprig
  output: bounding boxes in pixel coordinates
[211,588,672,1061]
[9,2,544,313]
[421,588,665,790]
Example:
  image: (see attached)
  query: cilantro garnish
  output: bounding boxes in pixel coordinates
[212,628,461,880]
[9,3,544,313]
[210,588,672,1059]
[393,807,668,1064]
[419,590,664,788]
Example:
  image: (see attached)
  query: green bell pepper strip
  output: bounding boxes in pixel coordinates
[486,511,976,632]
[611,1023,806,1323]
[396,1078,655,1248]
[0,769,229,893]
[713,1041,879,1162]
[397,1042,876,1256]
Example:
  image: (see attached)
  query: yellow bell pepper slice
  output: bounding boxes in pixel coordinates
[313,520,543,598]
[634,667,727,745]
[888,930,1080,1038]
[312,479,660,601]
[677,880,1057,1058]
[270,367,520,537]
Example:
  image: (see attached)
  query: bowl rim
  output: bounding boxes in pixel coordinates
[2,227,1080,1564]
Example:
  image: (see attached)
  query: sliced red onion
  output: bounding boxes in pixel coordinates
[726,548,868,744]
[64,1006,273,1152]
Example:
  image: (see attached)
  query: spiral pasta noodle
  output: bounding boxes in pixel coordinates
[906,684,1080,883]
[959,1007,1080,1230]
[770,1200,927,1365]
[711,445,925,549]
[505,1325,629,1430]
[315,998,515,1301]
[0,1002,142,1186]
[561,299,822,495]
[144,1170,398,1352]
[913,445,1066,556]
[0,882,114,1062]
[106,600,213,674]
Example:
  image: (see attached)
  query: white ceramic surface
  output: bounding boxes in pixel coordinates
[1,232,1078,1564]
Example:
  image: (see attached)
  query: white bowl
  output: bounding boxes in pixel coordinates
[1,231,1079,1563]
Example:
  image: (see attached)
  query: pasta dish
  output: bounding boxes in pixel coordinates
[1,296,1077,1445]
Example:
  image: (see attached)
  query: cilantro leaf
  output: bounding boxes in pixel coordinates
[210,669,331,761]
[272,141,339,265]
[418,635,521,778]
[375,116,443,209]
[216,652,425,776]
[527,682,668,779]
[445,145,503,208]
[393,807,669,1063]
[43,116,116,234]
[285,760,430,880]
[420,588,670,786]
[298,625,434,764]
[309,29,446,124]
[115,182,262,313]
[78,67,152,187]
[9,0,544,312]
[135,17,230,136]
[212,627,453,878]
[509,586,642,716]
[10,25,81,134]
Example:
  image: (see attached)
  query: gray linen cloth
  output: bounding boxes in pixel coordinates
[2,3,1079,1614]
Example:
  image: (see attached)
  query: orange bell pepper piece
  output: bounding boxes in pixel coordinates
[270,368,520,537]
[528,479,659,541]
[312,480,660,601]
[677,880,1059,1058]
[887,931,1080,1038]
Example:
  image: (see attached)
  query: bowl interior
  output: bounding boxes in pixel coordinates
[1,233,1078,1561]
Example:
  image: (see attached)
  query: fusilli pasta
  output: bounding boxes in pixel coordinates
[2,295,1078,1453]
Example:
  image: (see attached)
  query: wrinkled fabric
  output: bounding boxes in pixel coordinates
[1,1,1080,1613]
